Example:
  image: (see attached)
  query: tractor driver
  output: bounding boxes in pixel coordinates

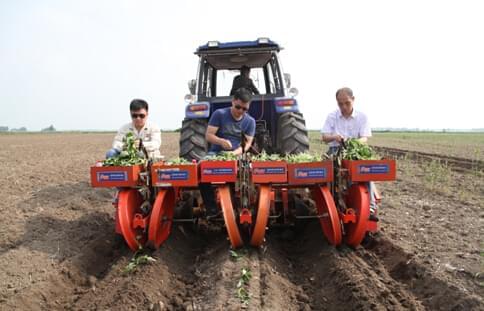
[201,87,256,217]
[106,99,162,159]
[321,87,378,221]
[230,65,260,96]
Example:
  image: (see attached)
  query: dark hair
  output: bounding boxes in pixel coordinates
[335,87,353,98]
[240,65,250,75]
[233,87,252,103]
[130,99,148,111]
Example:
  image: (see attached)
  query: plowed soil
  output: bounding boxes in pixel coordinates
[0,133,482,310]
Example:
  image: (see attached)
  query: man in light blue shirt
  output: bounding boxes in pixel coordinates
[321,87,378,221]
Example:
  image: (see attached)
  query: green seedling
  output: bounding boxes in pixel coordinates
[240,268,251,283]
[103,132,146,166]
[252,151,284,162]
[423,159,451,189]
[236,267,252,305]
[342,138,379,160]
[165,157,192,165]
[204,151,238,161]
[229,250,241,261]
[237,287,250,304]
[122,252,156,274]
[229,249,249,261]
[285,152,323,163]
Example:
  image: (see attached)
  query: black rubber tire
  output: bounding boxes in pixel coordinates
[276,112,310,155]
[179,118,208,161]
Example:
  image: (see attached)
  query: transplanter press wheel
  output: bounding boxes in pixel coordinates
[148,188,176,249]
[312,186,342,246]
[250,185,271,247]
[117,189,146,251]
[344,183,370,247]
[218,185,243,248]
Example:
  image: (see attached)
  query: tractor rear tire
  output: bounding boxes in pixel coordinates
[277,112,310,155]
[179,118,208,161]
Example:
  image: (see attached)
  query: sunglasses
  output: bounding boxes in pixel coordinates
[234,104,248,112]
[131,113,146,119]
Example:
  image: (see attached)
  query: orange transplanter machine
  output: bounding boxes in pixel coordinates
[90,156,396,251]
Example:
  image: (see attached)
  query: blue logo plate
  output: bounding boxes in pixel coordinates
[358,164,390,174]
[253,167,286,175]
[202,168,234,175]
[97,171,128,182]
[158,169,189,181]
[295,168,326,179]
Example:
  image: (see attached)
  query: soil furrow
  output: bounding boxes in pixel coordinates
[363,235,484,311]
[264,225,423,310]
[373,146,484,172]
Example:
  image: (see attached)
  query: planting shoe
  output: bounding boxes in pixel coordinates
[369,213,379,222]
[111,190,119,207]
[206,208,221,220]
[369,202,378,221]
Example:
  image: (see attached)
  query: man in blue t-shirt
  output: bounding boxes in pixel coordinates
[206,88,256,155]
[201,88,256,218]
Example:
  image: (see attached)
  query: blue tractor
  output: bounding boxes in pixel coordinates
[180,38,310,160]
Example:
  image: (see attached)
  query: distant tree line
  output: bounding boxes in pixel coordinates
[0,125,57,132]
[0,126,28,132]
[41,125,56,132]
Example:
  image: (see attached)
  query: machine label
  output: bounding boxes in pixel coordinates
[358,164,390,174]
[252,167,286,175]
[157,169,189,181]
[202,168,234,175]
[97,171,128,182]
[295,168,326,179]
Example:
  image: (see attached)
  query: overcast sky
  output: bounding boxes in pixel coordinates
[1,0,483,131]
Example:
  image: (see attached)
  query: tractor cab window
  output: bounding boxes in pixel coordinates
[215,67,267,97]
[199,61,215,97]
[265,63,277,94]
[198,53,284,99]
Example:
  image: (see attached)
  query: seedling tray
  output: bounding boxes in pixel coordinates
[152,162,198,187]
[342,159,396,182]
[90,164,144,188]
[200,160,238,183]
[287,161,333,185]
[251,161,287,184]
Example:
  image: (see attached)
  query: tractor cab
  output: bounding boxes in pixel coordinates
[181,38,309,160]
[191,38,296,99]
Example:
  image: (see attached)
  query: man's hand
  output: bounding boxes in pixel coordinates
[322,133,344,144]
[232,147,243,156]
[333,134,344,143]
[206,125,234,150]
[219,139,233,150]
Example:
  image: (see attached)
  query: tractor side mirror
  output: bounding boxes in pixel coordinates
[188,79,196,95]
[184,94,194,104]
[284,73,291,88]
[288,87,299,98]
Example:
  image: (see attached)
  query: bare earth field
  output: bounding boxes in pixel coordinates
[366,132,483,161]
[0,132,483,310]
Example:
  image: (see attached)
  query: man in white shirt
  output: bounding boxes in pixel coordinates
[321,87,378,221]
[106,99,162,159]
[321,87,371,153]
